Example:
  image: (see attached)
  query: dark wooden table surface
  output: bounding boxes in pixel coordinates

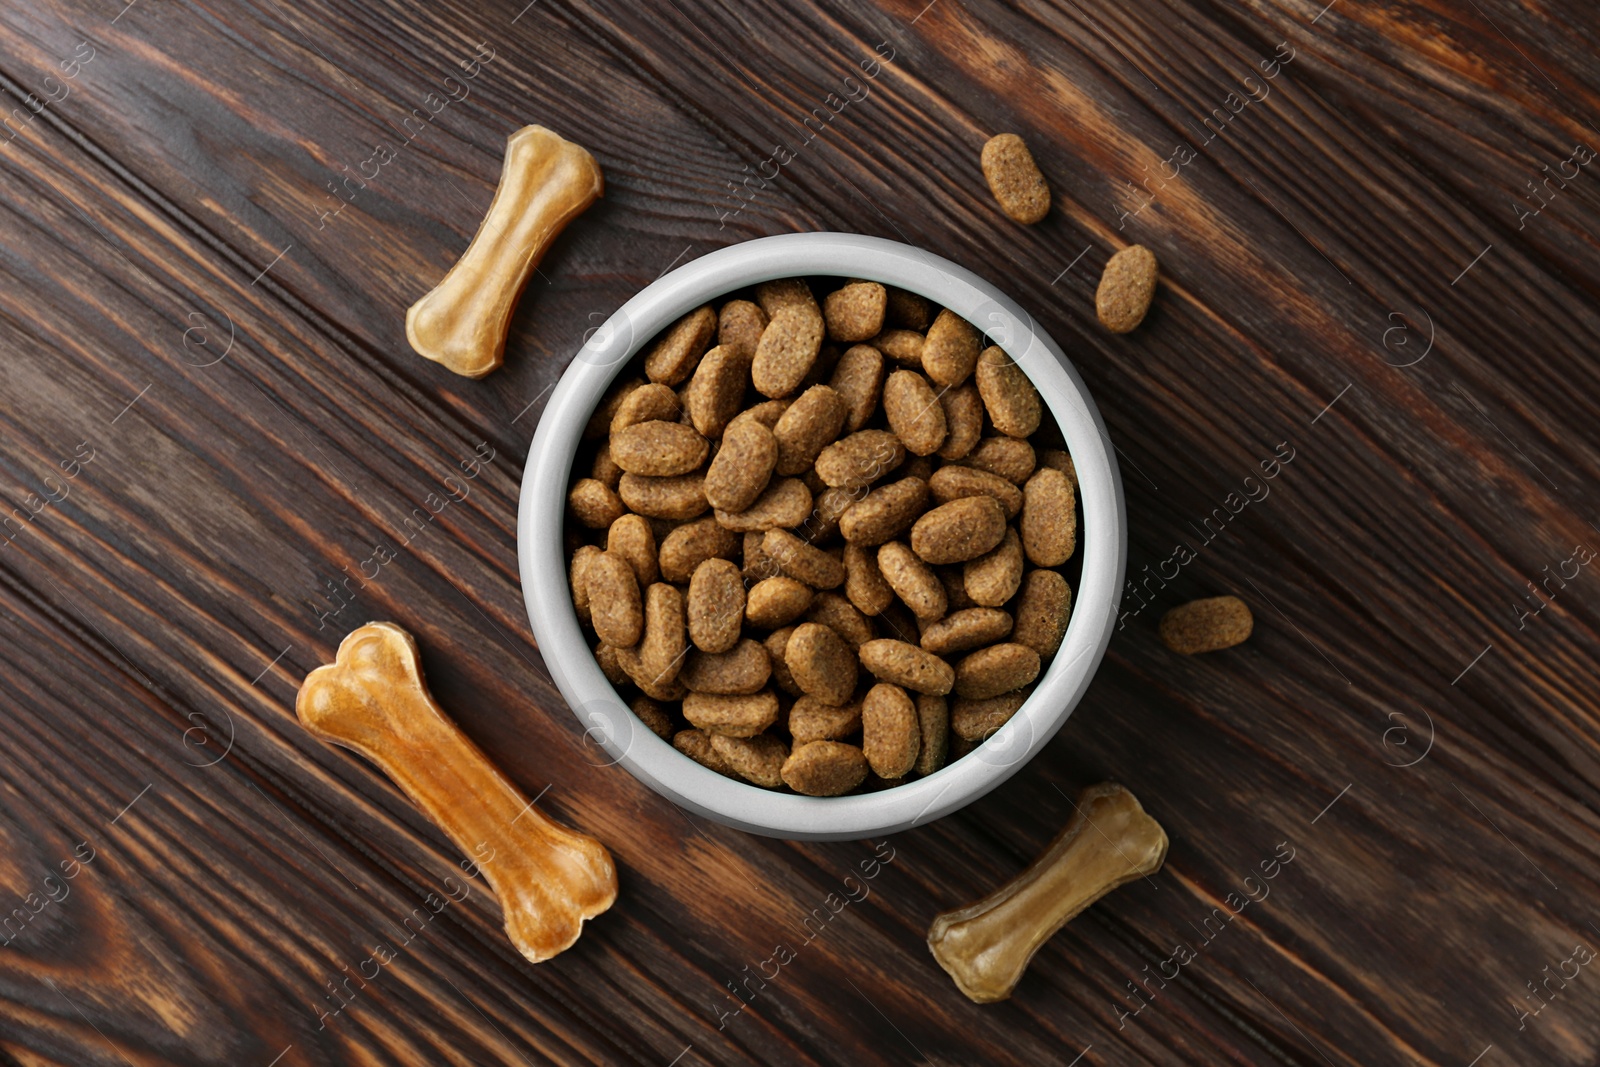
[3,0,1598,1063]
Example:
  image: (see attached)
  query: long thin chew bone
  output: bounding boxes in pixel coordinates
[928,782,1166,1002]
[406,125,603,378]
[296,622,617,963]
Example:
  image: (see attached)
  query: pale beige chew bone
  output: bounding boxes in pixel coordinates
[296,622,617,963]
[928,782,1167,1002]
[406,125,604,378]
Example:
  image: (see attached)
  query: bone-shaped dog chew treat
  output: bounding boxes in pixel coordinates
[296,622,617,963]
[406,125,603,378]
[928,782,1167,1003]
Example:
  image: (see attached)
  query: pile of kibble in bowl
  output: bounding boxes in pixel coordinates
[565,278,1079,796]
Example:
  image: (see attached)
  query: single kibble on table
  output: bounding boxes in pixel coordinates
[928,782,1167,1002]
[1095,245,1159,334]
[979,132,1051,225]
[1159,595,1253,654]
[566,278,1083,796]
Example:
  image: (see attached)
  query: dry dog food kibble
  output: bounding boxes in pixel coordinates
[565,278,1081,795]
[823,281,887,343]
[964,529,1025,607]
[711,733,788,787]
[1159,596,1253,654]
[782,740,870,796]
[980,133,1051,225]
[1012,569,1072,656]
[862,683,921,778]
[1096,245,1159,334]
[687,558,746,653]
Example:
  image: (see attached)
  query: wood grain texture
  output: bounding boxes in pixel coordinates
[1,0,1598,1063]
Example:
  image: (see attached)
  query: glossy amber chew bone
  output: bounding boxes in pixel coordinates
[928,782,1167,1002]
[406,125,603,378]
[296,622,617,963]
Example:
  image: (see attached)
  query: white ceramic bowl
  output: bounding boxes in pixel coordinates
[519,233,1125,840]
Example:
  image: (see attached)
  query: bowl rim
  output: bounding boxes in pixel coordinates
[518,232,1125,840]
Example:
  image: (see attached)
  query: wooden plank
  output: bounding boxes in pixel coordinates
[0,0,1596,1063]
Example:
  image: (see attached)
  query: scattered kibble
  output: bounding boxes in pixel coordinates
[980,133,1051,225]
[1095,245,1159,334]
[1159,595,1253,654]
